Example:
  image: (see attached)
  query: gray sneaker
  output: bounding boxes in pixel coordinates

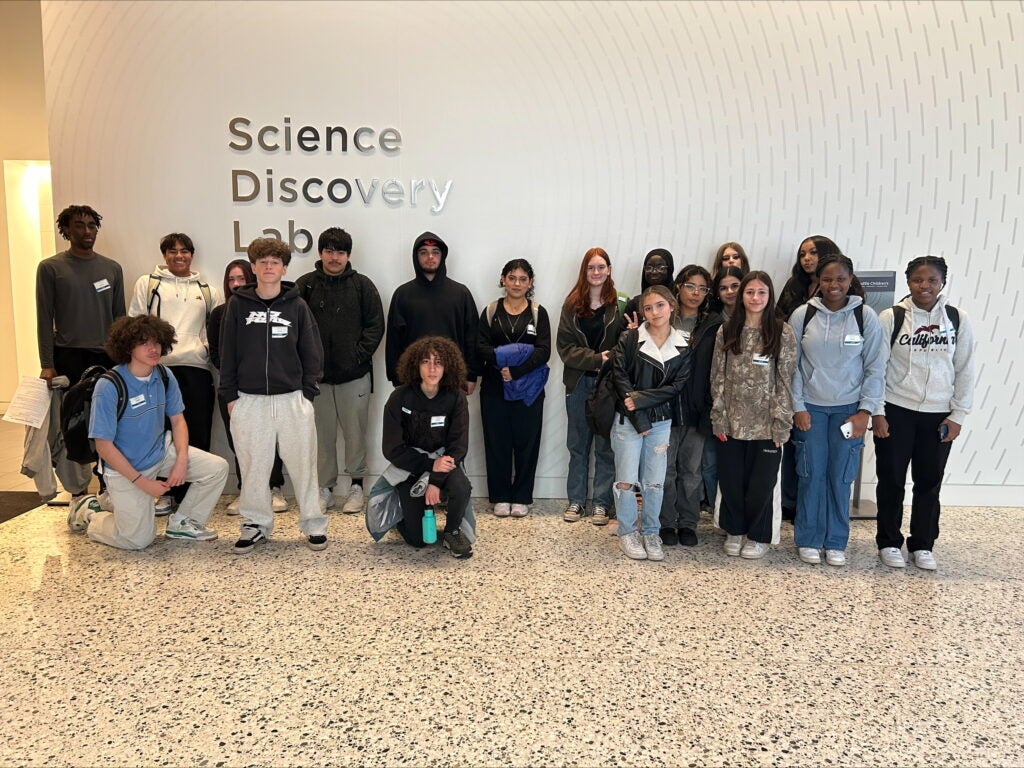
[643,534,665,561]
[442,529,473,559]
[619,531,647,560]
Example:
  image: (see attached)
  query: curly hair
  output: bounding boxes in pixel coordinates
[56,205,102,240]
[247,237,292,265]
[396,336,467,389]
[565,247,618,319]
[105,315,176,364]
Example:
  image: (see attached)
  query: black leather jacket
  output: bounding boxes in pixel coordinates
[611,325,692,433]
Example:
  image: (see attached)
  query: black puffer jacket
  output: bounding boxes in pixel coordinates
[611,324,691,433]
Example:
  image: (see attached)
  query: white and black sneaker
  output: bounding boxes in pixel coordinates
[307,534,328,551]
[67,494,101,532]
[232,525,267,554]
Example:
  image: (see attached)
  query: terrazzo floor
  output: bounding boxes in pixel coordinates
[0,497,1021,767]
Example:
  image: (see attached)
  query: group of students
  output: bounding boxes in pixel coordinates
[556,238,974,571]
[45,203,974,569]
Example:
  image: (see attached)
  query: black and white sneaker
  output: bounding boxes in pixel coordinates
[232,525,267,554]
[442,529,473,559]
[307,534,328,551]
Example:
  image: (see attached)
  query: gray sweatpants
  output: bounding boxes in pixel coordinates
[231,391,327,537]
[313,374,370,489]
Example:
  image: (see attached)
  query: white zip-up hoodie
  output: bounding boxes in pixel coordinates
[877,294,975,423]
[128,265,223,368]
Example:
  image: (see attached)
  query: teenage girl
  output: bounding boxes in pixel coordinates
[623,248,675,325]
[710,242,750,277]
[659,265,716,546]
[207,260,286,514]
[555,248,625,525]
[789,254,886,566]
[609,285,690,561]
[873,256,975,571]
[478,259,551,518]
[711,271,797,559]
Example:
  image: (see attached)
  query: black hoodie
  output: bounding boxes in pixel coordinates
[384,232,481,385]
[623,248,676,320]
[218,281,323,402]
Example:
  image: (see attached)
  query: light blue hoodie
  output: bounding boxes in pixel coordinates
[789,295,887,414]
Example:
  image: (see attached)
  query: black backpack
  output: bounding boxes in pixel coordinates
[889,303,960,346]
[60,365,169,464]
[802,302,865,336]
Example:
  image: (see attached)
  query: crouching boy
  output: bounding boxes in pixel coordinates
[68,315,229,549]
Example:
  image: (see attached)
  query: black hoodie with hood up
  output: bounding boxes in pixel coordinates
[385,232,481,385]
[623,248,676,320]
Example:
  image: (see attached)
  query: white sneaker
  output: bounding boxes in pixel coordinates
[226,496,241,515]
[798,547,822,564]
[824,549,846,567]
[271,488,288,513]
[154,495,176,517]
[67,494,101,532]
[619,531,647,560]
[341,484,365,514]
[723,535,743,557]
[97,490,113,511]
[910,550,937,570]
[740,540,769,559]
[879,547,906,568]
[318,487,336,513]
[510,503,529,517]
[643,534,665,561]
[493,502,511,517]
[165,516,218,541]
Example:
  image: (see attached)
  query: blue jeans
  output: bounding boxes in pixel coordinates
[792,403,863,550]
[610,418,671,536]
[565,376,614,508]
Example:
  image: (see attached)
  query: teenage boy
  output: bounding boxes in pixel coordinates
[68,315,229,550]
[385,232,481,394]
[295,228,384,514]
[37,204,125,502]
[219,237,328,553]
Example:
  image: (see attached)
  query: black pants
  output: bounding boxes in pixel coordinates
[874,402,952,552]
[54,346,114,493]
[395,467,471,547]
[717,437,781,543]
[480,393,544,504]
[216,393,284,490]
[164,366,215,504]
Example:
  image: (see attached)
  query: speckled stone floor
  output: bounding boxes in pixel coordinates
[0,498,1021,767]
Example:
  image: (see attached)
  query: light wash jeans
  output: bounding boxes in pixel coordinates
[610,418,671,536]
[565,377,614,508]
[791,402,863,550]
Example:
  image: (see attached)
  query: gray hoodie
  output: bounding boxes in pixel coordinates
[789,295,887,415]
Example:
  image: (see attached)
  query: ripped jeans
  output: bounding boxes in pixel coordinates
[610,417,671,536]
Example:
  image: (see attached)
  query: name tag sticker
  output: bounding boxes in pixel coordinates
[431,415,446,428]
[271,326,288,339]
[94,278,111,292]
[844,334,863,346]
[401,407,412,414]
[129,394,146,408]
[526,324,537,336]
[752,354,771,366]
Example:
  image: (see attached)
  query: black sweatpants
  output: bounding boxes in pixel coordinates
[165,366,215,504]
[395,467,472,547]
[480,393,544,504]
[717,437,781,543]
[874,402,952,553]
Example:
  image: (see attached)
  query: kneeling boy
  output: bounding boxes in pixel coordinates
[68,315,228,549]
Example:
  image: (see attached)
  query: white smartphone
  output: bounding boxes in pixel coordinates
[839,422,854,439]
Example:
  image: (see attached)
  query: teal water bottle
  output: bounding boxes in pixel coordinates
[422,507,437,544]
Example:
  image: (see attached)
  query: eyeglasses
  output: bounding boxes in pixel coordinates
[644,264,669,273]
[586,264,609,273]
[681,283,709,295]
[504,275,530,284]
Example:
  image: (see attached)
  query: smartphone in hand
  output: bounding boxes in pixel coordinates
[839,422,854,439]
[938,423,950,441]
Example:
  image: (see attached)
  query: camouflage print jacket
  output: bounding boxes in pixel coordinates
[710,324,797,444]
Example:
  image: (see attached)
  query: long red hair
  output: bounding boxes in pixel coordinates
[565,247,617,318]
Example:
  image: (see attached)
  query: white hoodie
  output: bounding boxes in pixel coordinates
[877,294,975,423]
[128,265,223,368]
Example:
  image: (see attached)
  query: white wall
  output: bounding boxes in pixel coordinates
[39,1,1023,504]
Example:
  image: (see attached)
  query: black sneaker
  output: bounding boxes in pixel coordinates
[782,506,796,523]
[232,525,267,554]
[678,527,698,547]
[307,534,328,551]
[659,527,678,546]
[442,529,473,559]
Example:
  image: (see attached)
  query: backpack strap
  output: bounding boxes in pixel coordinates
[889,305,905,347]
[853,304,864,336]
[197,281,214,318]
[485,299,499,327]
[946,305,960,334]
[100,370,129,421]
[801,303,818,334]
[146,273,161,316]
